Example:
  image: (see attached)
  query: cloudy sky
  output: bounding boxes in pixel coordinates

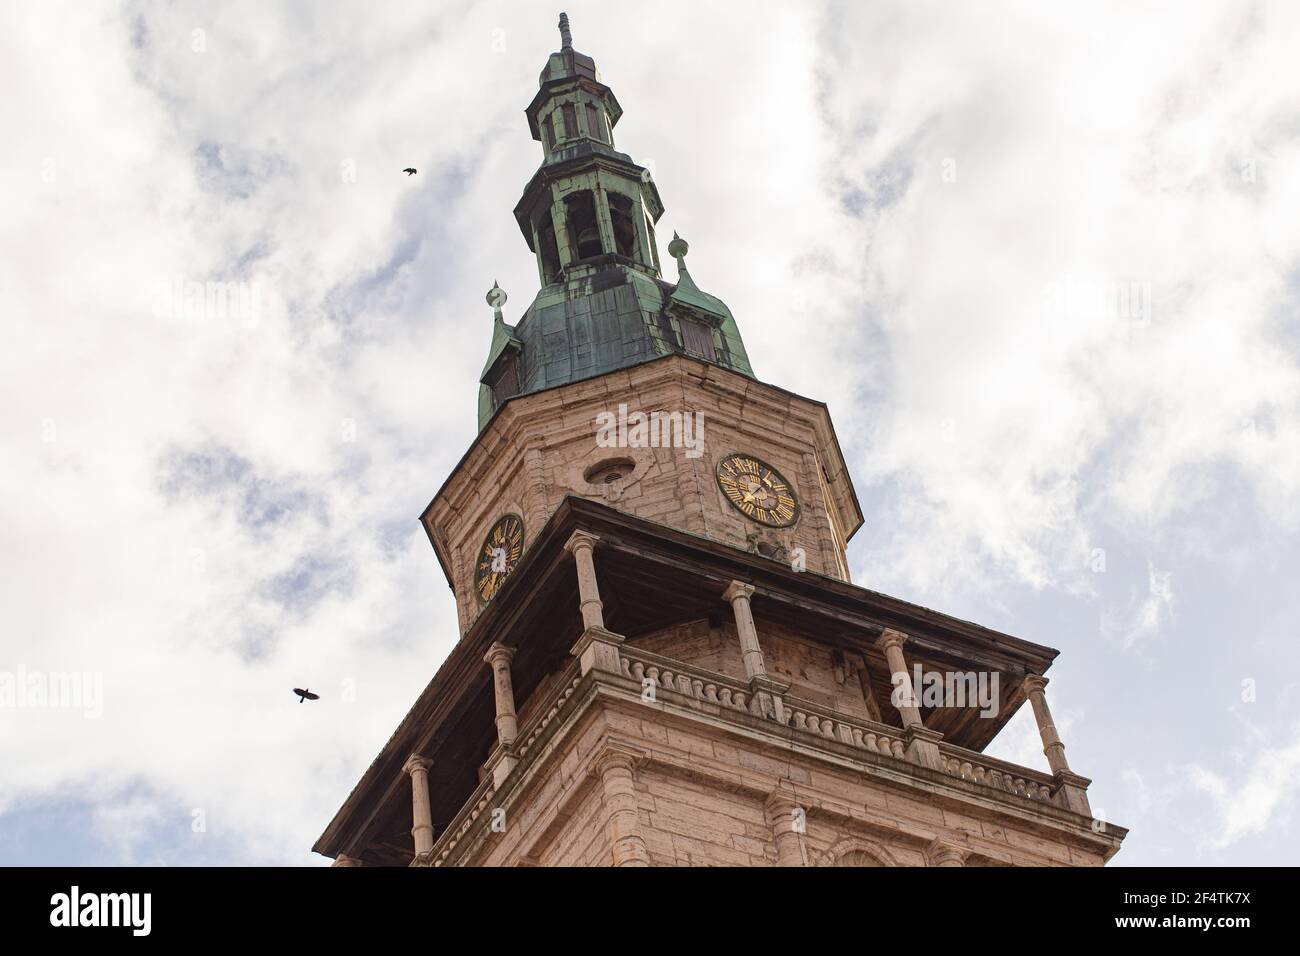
[2,0,1298,865]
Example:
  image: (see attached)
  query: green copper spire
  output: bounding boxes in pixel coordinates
[476,15,754,431]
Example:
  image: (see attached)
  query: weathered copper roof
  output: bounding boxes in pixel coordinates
[478,28,755,431]
[477,265,755,429]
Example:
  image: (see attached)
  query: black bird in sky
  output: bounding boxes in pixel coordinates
[403,167,417,176]
[293,687,320,703]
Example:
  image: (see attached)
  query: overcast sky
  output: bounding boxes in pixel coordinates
[2,0,1298,865]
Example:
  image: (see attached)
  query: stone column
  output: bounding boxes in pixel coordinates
[876,629,943,769]
[484,643,521,786]
[722,581,766,679]
[764,789,807,867]
[928,840,969,867]
[484,643,519,748]
[876,629,923,729]
[594,746,649,867]
[723,581,787,721]
[564,529,605,630]
[1022,675,1068,773]
[403,755,434,859]
[1023,675,1094,816]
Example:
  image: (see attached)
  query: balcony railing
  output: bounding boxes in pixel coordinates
[617,644,1056,804]
[425,658,582,867]
[429,640,1076,865]
[938,743,1055,802]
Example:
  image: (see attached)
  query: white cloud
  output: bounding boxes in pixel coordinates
[817,1,1300,596]
[1102,561,1175,649]
[1186,723,1300,850]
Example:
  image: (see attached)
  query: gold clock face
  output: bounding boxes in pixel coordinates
[716,453,799,528]
[474,514,524,605]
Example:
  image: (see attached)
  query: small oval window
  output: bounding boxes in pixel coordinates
[584,457,635,485]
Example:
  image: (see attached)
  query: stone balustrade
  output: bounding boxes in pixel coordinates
[425,775,496,867]
[429,640,1084,866]
[781,694,908,761]
[938,744,1056,803]
[619,646,910,761]
[429,659,582,867]
[514,659,583,760]
[619,651,752,713]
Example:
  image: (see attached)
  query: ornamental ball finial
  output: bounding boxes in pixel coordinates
[667,232,688,260]
[486,280,507,312]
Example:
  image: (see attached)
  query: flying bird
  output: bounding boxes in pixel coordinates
[293,687,320,703]
[403,167,417,176]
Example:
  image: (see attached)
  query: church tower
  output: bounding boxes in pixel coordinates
[314,14,1125,868]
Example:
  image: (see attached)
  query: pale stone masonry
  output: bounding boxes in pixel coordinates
[423,569,1122,867]
[422,354,861,635]
[315,489,1126,866]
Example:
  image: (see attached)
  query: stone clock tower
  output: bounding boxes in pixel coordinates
[314,14,1126,868]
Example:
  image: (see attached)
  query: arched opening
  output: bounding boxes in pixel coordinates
[608,192,638,260]
[564,192,603,260]
[834,850,883,867]
[820,839,896,867]
[536,212,562,283]
[542,113,556,153]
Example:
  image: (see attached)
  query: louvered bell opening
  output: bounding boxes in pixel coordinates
[680,319,717,362]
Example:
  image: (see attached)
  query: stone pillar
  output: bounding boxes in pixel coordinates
[484,643,519,748]
[1022,675,1069,773]
[331,854,363,867]
[876,629,923,729]
[484,643,521,787]
[403,755,434,859]
[564,529,605,630]
[928,840,969,867]
[594,746,649,867]
[722,581,786,721]
[876,629,943,769]
[764,788,807,867]
[1023,675,1094,816]
[722,581,766,679]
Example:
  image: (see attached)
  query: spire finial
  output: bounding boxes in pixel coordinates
[558,12,572,50]
[667,231,689,263]
[486,280,508,321]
